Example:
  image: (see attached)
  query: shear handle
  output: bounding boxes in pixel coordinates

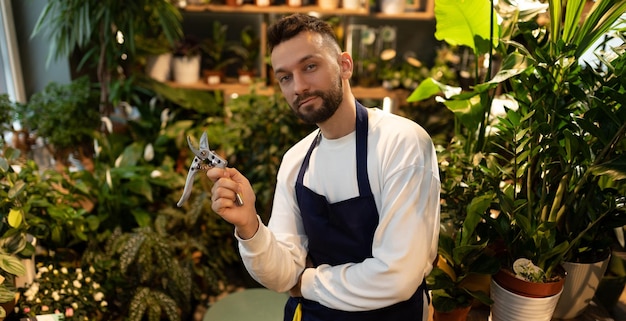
[177,156,202,207]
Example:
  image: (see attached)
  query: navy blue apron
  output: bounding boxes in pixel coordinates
[285,102,426,321]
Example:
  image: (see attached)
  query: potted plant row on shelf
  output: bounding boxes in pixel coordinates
[144,20,260,86]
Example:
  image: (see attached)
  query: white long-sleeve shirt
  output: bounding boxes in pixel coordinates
[236,107,440,312]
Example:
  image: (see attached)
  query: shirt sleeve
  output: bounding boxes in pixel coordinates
[237,138,312,293]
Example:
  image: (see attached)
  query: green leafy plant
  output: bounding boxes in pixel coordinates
[0,233,27,317]
[15,77,101,168]
[104,226,189,321]
[231,26,261,72]
[0,147,96,254]
[410,0,626,282]
[31,0,183,115]
[202,21,239,72]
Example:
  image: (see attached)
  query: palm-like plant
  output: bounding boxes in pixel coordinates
[31,0,183,115]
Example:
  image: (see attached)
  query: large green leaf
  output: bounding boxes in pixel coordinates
[434,0,499,55]
[462,193,494,245]
[0,253,26,276]
[591,157,626,180]
[443,95,484,135]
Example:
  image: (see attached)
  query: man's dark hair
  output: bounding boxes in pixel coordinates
[267,13,339,53]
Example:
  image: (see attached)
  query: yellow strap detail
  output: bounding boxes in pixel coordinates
[291,302,302,321]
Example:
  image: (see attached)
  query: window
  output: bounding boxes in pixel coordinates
[0,0,26,103]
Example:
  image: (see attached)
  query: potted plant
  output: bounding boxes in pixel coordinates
[0,148,34,318]
[201,21,238,85]
[172,35,204,84]
[428,150,501,320]
[409,0,626,318]
[230,26,261,84]
[14,77,101,170]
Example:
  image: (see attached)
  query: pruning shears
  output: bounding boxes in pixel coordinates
[177,131,244,207]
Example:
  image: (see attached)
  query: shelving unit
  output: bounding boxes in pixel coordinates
[169,2,435,108]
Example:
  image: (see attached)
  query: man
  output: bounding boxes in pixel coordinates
[207,13,440,321]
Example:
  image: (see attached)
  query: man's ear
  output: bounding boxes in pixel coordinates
[339,52,353,79]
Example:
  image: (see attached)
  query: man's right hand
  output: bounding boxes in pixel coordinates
[206,167,259,239]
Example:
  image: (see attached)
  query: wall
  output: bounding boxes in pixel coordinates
[11,0,71,99]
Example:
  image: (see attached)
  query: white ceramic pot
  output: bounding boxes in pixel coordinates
[172,54,201,84]
[145,53,172,82]
[490,278,563,321]
[552,256,611,319]
[380,0,405,14]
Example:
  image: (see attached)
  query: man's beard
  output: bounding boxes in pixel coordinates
[292,78,343,124]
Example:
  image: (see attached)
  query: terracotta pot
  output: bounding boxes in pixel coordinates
[203,70,224,85]
[492,268,565,298]
[433,305,471,321]
[237,70,255,84]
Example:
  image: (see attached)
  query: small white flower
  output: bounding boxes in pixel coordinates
[73,280,82,288]
[36,298,41,303]
[144,143,154,161]
[85,277,91,283]
[52,291,60,301]
[76,273,83,281]
[74,290,79,296]
[101,116,113,133]
[53,269,59,275]
[115,155,123,168]
[72,302,79,309]
[24,283,40,301]
[61,267,68,274]
[89,266,95,274]
[92,282,100,289]
[106,169,113,189]
[101,301,108,307]
[10,165,22,174]
[150,170,162,178]
[64,280,69,286]
[93,292,105,302]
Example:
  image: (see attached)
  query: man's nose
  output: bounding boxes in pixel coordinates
[292,73,309,95]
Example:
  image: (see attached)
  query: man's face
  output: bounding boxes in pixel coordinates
[271,32,343,124]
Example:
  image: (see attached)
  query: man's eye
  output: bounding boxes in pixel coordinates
[305,64,316,71]
[278,75,291,83]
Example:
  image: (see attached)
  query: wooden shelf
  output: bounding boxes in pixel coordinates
[167,80,403,99]
[183,1,434,19]
[184,4,369,15]
[165,80,408,109]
